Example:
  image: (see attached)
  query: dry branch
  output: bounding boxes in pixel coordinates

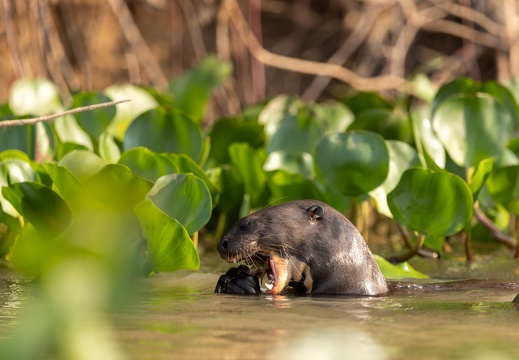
[225,0,406,92]
[0,99,130,129]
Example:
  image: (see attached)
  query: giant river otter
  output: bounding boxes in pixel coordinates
[215,199,390,295]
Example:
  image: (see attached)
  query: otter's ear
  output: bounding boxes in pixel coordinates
[306,205,324,224]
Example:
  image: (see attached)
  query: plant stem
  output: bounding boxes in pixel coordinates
[516,216,519,259]
[192,231,199,250]
[473,204,516,250]
[464,230,473,262]
[350,196,358,230]
[387,233,425,264]
[361,200,370,242]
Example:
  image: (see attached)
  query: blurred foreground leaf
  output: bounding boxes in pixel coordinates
[135,200,200,274]
[146,173,211,235]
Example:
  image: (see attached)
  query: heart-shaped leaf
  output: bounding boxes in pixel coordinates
[135,200,200,274]
[8,78,63,116]
[432,93,513,168]
[104,84,158,140]
[119,147,179,182]
[468,158,494,199]
[123,108,203,162]
[387,167,473,237]
[169,56,232,124]
[209,117,265,164]
[370,140,421,217]
[486,165,519,215]
[59,150,106,182]
[72,92,116,140]
[229,143,267,206]
[86,164,153,211]
[2,182,72,238]
[314,131,389,196]
[146,173,211,234]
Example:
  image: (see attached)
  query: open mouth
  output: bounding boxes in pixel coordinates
[225,252,280,294]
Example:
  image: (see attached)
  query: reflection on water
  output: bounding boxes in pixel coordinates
[2,254,519,359]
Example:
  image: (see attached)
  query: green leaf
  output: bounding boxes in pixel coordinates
[209,117,265,164]
[86,164,153,211]
[468,158,494,199]
[486,165,519,215]
[2,182,72,238]
[207,166,243,213]
[0,105,55,160]
[370,140,421,217]
[98,131,121,163]
[54,115,93,151]
[374,255,429,279]
[480,81,519,127]
[0,149,32,162]
[169,56,232,123]
[8,78,63,116]
[118,147,178,182]
[311,101,354,134]
[411,113,445,170]
[55,142,89,161]
[387,167,473,237]
[433,93,513,168]
[266,110,323,154]
[229,143,267,206]
[72,92,115,140]
[0,207,21,258]
[263,151,314,179]
[314,131,389,196]
[123,108,203,162]
[58,150,106,182]
[135,200,200,273]
[267,171,323,204]
[431,77,475,115]
[10,223,61,275]
[348,109,412,143]
[104,84,158,141]
[0,158,40,217]
[146,174,211,235]
[343,92,392,116]
[47,164,90,214]
[258,95,301,136]
[167,153,220,204]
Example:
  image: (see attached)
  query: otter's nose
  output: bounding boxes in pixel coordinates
[217,238,229,258]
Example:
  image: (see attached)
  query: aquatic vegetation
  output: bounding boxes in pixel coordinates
[1,57,519,358]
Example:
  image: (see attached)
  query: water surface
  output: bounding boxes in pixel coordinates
[115,253,519,360]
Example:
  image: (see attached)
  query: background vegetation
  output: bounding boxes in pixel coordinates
[2,1,519,359]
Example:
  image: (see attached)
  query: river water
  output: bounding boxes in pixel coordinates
[116,252,519,360]
[1,251,519,360]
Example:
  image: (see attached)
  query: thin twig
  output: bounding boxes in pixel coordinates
[225,0,406,92]
[302,5,386,100]
[0,100,130,129]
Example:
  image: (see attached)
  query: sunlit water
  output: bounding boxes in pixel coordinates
[2,251,519,360]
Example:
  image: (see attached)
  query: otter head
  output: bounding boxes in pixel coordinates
[217,203,324,294]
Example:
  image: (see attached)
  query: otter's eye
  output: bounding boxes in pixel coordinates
[238,221,252,232]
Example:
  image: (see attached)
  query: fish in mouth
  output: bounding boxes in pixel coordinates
[219,247,311,295]
[225,252,280,293]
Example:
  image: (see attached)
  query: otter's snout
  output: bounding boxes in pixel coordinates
[217,238,228,257]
